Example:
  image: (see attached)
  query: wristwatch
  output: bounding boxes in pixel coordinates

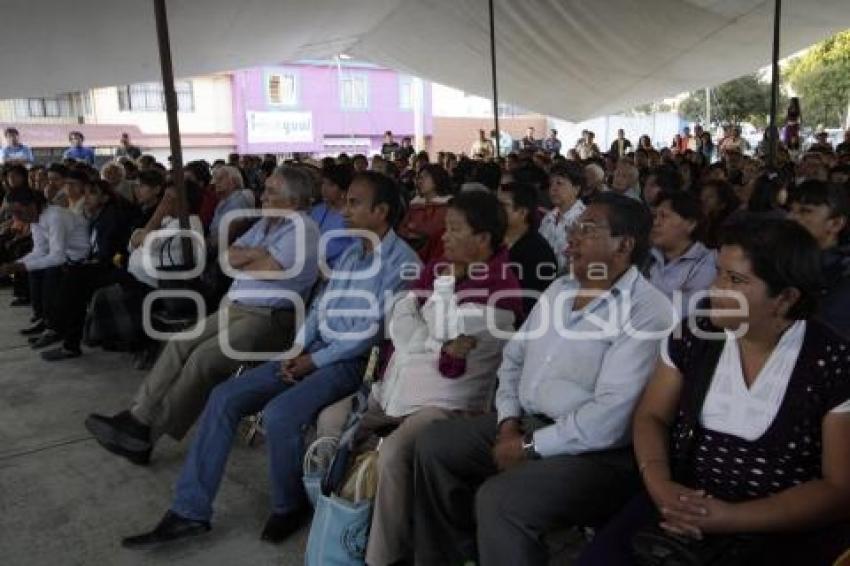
[522,431,541,460]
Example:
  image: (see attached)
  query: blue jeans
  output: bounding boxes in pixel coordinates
[170,345,365,522]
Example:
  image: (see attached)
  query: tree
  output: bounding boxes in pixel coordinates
[627,101,674,116]
[679,74,783,128]
[785,30,850,129]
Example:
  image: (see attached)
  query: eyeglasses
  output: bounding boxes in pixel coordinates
[573,221,613,238]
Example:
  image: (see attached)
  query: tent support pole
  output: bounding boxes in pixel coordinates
[154,0,192,265]
[489,0,501,159]
[768,0,781,170]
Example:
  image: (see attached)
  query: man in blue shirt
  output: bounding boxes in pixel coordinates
[1,127,34,165]
[207,164,256,251]
[118,171,419,549]
[310,162,356,268]
[63,130,95,164]
[86,167,319,460]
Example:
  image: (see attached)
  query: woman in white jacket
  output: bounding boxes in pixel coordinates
[359,191,524,566]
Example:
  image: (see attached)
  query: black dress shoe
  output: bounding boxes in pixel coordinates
[9,297,30,307]
[122,511,211,549]
[260,508,310,544]
[41,346,82,361]
[30,330,62,349]
[20,321,45,336]
[84,411,152,466]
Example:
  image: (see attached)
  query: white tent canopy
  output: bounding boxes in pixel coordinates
[2,0,849,121]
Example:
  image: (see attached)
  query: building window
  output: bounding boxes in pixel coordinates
[340,73,368,111]
[497,103,529,117]
[267,72,298,106]
[399,75,413,111]
[117,81,194,112]
[12,93,83,118]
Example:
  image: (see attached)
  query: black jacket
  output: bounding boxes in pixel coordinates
[819,244,850,338]
[508,229,558,320]
[89,202,132,264]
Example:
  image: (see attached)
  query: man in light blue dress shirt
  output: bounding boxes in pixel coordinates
[118,171,419,548]
[86,167,319,460]
[414,193,676,566]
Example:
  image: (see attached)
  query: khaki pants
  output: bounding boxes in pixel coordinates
[130,303,295,440]
[317,395,460,566]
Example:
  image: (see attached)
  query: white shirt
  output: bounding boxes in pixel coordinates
[21,205,90,271]
[374,289,515,418]
[662,321,850,441]
[496,267,676,457]
[127,215,204,288]
[539,200,585,273]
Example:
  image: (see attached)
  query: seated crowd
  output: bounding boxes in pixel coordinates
[1,125,849,565]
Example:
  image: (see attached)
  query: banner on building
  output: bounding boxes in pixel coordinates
[246,110,313,144]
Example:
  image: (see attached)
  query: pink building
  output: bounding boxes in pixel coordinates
[231,60,433,156]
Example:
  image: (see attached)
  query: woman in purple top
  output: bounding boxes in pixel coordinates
[338,191,523,566]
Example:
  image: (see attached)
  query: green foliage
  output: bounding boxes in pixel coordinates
[785,30,850,128]
[679,74,784,128]
[627,101,674,116]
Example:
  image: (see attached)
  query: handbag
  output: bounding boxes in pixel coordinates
[631,527,756,566]
[303,436,339,508]
[305,454,376,566]
[154,234,205,317]
[304,347,380,566]
[631,332,765,566]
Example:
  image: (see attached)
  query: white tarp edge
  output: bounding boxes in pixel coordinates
[1,0,848,121]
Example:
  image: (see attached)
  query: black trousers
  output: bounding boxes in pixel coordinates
[28,267,63,328]
[12,271,29,299]
[1,234,33,299]
[578,491,850,566]
[413,413,640,566]
[55,263,116,351]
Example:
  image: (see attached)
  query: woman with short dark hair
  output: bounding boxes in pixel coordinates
[747,172,788,216]
[642,165,682,207]
[337,190,523,566]
[698,179,739,249]
[311,163,355,268]
[497,182,557,318]
[648,191,716,317]
[397,164,452,263]
[579,216,850,566]
[539,162,585,272]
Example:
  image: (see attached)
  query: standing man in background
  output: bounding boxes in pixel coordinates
[542,129,562,156]
[608,129,632,158]
[63,131,95,165]
[116,133,142,160]
[1,127,34,165]
[471,130,495,160]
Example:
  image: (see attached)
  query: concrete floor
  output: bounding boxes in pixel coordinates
[0,289,307,566]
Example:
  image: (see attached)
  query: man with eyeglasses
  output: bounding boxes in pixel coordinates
[413,192,676,566]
